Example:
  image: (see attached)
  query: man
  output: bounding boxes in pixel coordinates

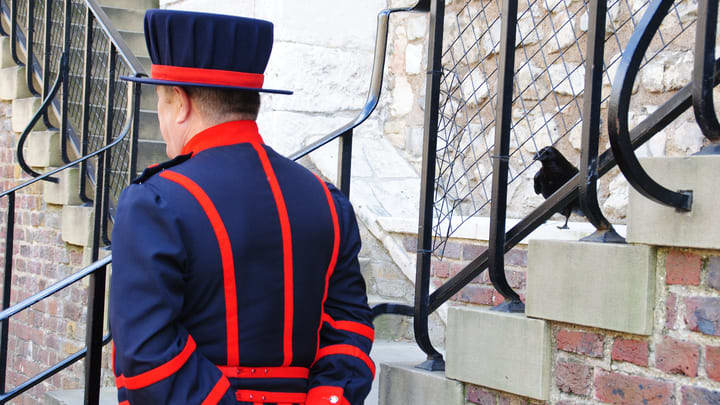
[110,10,374,405]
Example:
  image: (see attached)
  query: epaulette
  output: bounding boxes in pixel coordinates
[132,153,192,184]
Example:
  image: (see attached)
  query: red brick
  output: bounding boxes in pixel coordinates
[457,285,494,305]
[706,346,720,382]
[506,249,528,267]
[556,329,604,358]
[666,292,677,330]
[595,371,674,405]
[655,337,699,377]
[555,359,592,395]
[681,386,720,405]
[612,338,649,367]
[684,296,720,336]
[401,235,417,253]
[463,243,485,261]
[706,256,720,291]
[431,260,450,278]
[439,241,462,260]
[466,385,497,404]
[665,250,702,285]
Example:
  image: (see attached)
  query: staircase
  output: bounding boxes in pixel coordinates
[379,154,720,403]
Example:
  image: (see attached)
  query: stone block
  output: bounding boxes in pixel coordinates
[379,363,464,405]
[12,96,46,133]
[446,307,551,400]
[118,30,149,58]
[44,167,82,206]
[25,130,63,168]
[99,0,159,10]
[61,205,94,247]
[0,36,15,68]
[0,66,32,100]
[101,8,145,32]
[526,240,656,335]
[627,155,720,250]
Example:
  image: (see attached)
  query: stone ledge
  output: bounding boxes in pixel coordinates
[445,307,551,401]
[379,363,464,405]
[0,36,15,69]
[25,130,62,168]
[526,239,656,335]
[0,66,31,100]
[628,155,720,250]
[61,205,94,247]
[44,167,82,206]
[11,96,46,133]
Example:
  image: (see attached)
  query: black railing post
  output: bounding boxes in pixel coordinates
[0,192,15,399]
[337,129,352,197]
[78,12,93,203]
[59,0,72,164]
[25,0,38,96]
[487,0,522,310]
[101,43,116,245]
[692,0,720,142]
[413,0,444,371]
[577,0,625,243]
[10,0,22,65]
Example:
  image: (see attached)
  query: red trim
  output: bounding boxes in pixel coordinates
[218,366,309,379]
[321,313,374,342]
[315,344,375,377]
[159,171,241,365]
[119,402,130,405]
[201,375,230,405]
[313,175,341,357]
[115,336,196,390]
[235,390,306,403]
[152,64,265,88]
[251,143,294,366]
[306,386,350,405]
[181,120,264,156]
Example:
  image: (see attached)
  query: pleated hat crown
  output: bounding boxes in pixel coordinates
[121,9,291,95]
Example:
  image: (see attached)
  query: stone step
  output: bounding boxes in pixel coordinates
[0,36,16,68]
[45,387,118,405]
[526,239,656,335]
[11,96,47,132]
[379,362,464,405]
[101,7,145,32]
[627,155,720,250]
[0,65,32,100]
[98,0,158,10]
[118,30,148,58]
[61,204,94,247]
[25,130,63,168]
[445,306,551,401]
[44,166,83,206]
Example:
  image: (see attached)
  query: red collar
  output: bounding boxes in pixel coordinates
[181,120,265,156]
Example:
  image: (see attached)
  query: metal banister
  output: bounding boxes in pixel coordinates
[84,0,145,76]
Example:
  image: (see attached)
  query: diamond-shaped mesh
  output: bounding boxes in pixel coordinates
[433,0,697,255]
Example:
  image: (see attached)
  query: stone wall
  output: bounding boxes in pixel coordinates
[460,247,720,405]
[0,100,114,404]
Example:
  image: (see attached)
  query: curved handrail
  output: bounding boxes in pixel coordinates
[85,0,146,76]
[692,0,720,141]
[1,107,135,199]
[15,51,68,181]
[289,0,430,161]
[608,0,692,211]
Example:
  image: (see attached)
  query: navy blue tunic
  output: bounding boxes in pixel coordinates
[109,120,373,405]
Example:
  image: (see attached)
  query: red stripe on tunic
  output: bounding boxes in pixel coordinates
[159,170,240,365]
[115,336,196,390]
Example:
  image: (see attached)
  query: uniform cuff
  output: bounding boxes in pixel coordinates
[306,386,349,405]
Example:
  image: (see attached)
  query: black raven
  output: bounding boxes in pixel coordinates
[533,146,582,229]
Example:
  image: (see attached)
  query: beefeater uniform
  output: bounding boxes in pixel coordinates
[110,10,374,405]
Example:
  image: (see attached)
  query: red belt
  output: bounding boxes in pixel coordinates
[218,365,309,379]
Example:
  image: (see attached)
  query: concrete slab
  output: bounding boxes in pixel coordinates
[446,307,551,401]
[628,155,720,250]
[526,239,656,335]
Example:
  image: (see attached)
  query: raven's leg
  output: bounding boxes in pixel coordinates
[557,214,570,230]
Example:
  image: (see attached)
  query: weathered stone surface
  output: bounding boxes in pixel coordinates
[378,363,464,405]
[548,63,585,96]
[405,43,423,74]
[61,205,94,247]
[406,15,427,40]
[516,62,547,100]
[446,307,551,400]
[460,69,490,107]
[594,371,674,405]
[390,76,414,117]
[670,120,706,154]
[0,66,31,101]
[11,97,45,133]
[527,240,656,335]
[25,131,62,168]
[0,36,15,69]
[612,338,649,367]
[43,167,82,206]
[655,337,699,377]
[628,156,720,249]
[603,174,629,219]
[641,51,693,92]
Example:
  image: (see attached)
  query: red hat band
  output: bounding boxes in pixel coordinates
[150,64,265,89]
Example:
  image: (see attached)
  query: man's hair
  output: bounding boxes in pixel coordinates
[181,86,261,121]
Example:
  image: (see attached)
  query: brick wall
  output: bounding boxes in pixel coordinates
[0,100,113,404]
[456,246,720,405]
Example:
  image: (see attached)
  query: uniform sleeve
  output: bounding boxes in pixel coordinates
[109,183,235,405]
[307,187,374,405]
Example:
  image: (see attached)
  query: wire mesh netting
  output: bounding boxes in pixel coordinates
[432,0,699,255]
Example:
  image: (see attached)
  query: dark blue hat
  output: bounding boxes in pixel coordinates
[121,9,291,95]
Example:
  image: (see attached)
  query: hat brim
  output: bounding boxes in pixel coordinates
[120,75,293,95]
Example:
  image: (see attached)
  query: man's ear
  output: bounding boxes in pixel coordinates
[172,86,192,124]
